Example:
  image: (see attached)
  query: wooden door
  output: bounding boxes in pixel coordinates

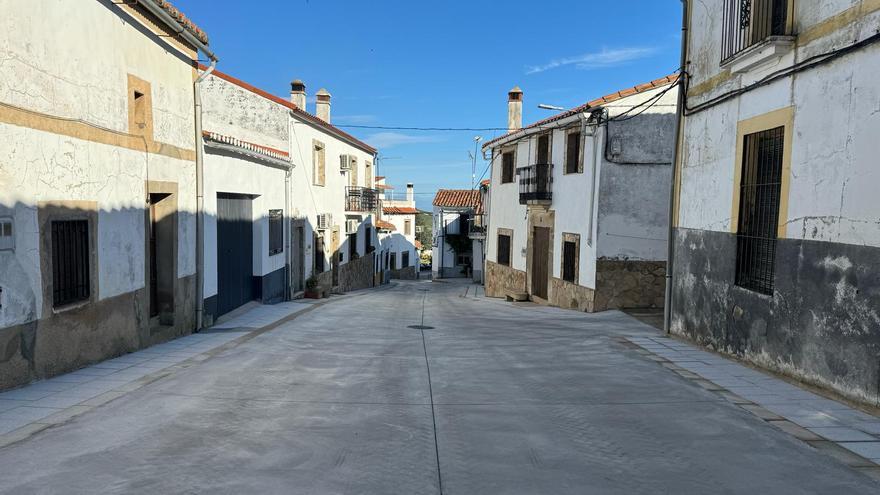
[531,226,550,299]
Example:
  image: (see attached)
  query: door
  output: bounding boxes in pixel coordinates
[531,226,550,299]
[292,223,305,292]
[216,193,254,316]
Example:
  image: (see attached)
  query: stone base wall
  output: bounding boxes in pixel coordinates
[0,274,197,391]
[338,254,375,292]
[390,266,417,280]
[549,278,596,312]
[672,227,880,406]
[485,260,527,298]
[594,259,666,312]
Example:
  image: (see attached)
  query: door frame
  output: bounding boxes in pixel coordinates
[525,207,555,303]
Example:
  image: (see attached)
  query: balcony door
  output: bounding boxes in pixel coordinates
[537,133,551,164]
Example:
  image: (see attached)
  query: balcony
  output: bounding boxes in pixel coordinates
[518,163,552,205]
[468,214,486,240]
[345,186,379,212]
[721,0,792,67]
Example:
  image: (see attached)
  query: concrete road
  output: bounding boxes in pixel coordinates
[0,280,877,494]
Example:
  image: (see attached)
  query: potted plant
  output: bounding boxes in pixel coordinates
[304,275,321,299]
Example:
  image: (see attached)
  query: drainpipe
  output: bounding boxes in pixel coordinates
[582,112,601,247]
[664,0,689,335]
[135,1,218,331]
[285,168,292,300]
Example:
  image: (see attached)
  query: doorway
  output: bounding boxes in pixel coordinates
[216,193,255,316]
[148,192,175,326]
[531,226,550,299]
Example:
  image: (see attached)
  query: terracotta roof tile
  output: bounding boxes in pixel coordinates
[483,74,679,149]
[377,184,394,190]
[202,130,289,160]
[152,0,209,44]
[375,220,396,231]
[384,206,419,215]
[432,189,481,209]
[415,240,423,250]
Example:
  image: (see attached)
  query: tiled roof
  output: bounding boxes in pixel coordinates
[202,131,289,160]
[480,179,490,187]
[384,206,419,215]
[152,0,209,44]
[415,240,423,250]
[483,74,679,149]
[377,184,394,190]
[201,66,378,155]
[375,220,396,231]
[432,189,481,209]
[375,176,386,180]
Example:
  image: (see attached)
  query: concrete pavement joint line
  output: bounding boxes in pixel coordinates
[626,337,880,471]
[418,289,444,495]
[0,295,352,448]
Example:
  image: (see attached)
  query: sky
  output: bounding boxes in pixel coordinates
[172,0,682,210]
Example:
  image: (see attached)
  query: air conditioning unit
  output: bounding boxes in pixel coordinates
[345,219,359,234]
[316,213,332,230]
[340,154,353,172]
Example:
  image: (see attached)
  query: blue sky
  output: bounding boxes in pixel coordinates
[173,0,681,210]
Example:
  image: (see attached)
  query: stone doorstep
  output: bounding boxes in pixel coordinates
[0,294,348,448]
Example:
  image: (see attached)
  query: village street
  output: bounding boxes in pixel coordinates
[0,280,877,493]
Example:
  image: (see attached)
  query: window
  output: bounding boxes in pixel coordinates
[497,232,511,266]
[365,227,373,253]
[722,0,790,62]
[536,133,551,164]
[349,156,359,187]
[0,217,12,251]
[313,140,326,186]
[735,126,784,295]
[501,150,515,183]
[402,251,410,268]
[561,233,580,284]
[457,254,471,266]
[51,219,90,307]
[405,219,412,236]
[565,130,581,174]
[314,234,325,272]
[268,209,283,255]
[365,161,373,188]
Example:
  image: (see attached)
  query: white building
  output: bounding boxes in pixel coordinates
[378,180,419,279]
[0,0,213,389]
[199,69,295,323]
[671,0,880,404]
[432,190,484,282]
[482,78,679,311]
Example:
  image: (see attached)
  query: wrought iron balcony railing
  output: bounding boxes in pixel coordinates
[345,186,379,212]
[722,0,790,63]
[518,163,552,205]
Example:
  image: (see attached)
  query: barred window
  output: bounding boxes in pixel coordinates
[497,233,511,266]
[268,209,283,256]
[52,220,90,307]
[735,126,784,295]
[501,150,515,183]
[722,0,790,62]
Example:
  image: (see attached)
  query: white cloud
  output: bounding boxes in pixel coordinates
[526,47,657,74]
[364,132,443,148]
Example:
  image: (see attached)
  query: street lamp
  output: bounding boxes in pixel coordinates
[471,136,482,190]
[538,104,565,111]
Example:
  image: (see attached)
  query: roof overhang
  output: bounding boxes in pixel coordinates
[203,139,293,171]
[482,108,601,151]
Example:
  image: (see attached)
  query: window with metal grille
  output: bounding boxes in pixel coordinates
[501,150,515,183]
[562,240,577,283]
[735,126,784,295]
[403,251,410,267]
[722,0,790,62]
[565,131,581,174]
[268,209,283,255]
[51,219,90,307]
[497,233,511,266]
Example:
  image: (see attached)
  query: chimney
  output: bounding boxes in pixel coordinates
[315,88,331,122]
[290,79,306,110]
[508,86,523,131]
[406,183,414,205]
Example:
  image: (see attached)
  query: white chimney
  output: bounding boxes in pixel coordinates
[508,86,523,131]
[290,79,306,110]
[406,183,414,205]
[315,88,331,122]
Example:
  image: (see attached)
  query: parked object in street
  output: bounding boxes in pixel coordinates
[670,0,880,405]
[482,78,679,312]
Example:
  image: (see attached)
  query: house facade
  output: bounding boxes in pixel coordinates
[671,0,880,403]
[379,180,419,279]
[0,0,212,389]
[483,79,678,311]
[199,70,295,324]
[432,190,484,282]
